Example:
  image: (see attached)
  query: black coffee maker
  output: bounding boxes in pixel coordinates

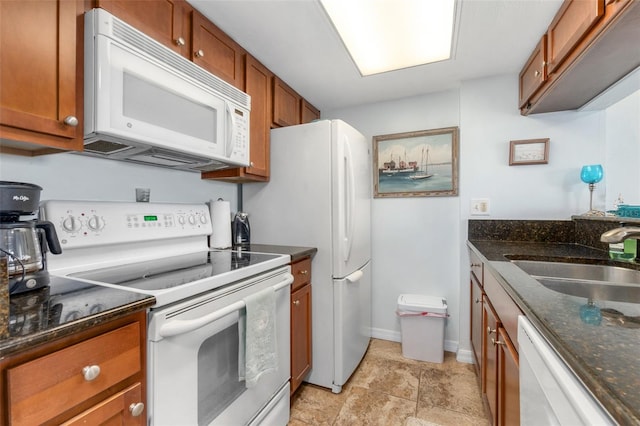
[0,181,62,294]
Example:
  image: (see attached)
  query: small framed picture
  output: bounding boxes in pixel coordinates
[509,138,549,166]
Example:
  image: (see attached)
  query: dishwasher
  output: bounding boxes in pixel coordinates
[517,316,615,425]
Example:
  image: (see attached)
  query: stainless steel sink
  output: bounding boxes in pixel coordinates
[511,260,640,303]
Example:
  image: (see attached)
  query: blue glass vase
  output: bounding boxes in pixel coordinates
[580,164,604,216]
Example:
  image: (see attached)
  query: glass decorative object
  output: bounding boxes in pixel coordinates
[580,164,604,216]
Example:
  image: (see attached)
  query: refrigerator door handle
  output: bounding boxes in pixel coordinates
[345,270,363,283]
[343,139,355,262]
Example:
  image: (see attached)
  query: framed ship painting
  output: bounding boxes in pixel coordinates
[373,127,459,198]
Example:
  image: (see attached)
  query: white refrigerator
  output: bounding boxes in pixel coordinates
[243,119,372,393]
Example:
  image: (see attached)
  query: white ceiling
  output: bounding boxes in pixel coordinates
[188,0,563,111]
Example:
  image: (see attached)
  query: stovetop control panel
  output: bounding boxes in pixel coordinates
[40,200,212,249]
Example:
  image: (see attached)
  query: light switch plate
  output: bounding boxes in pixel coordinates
[470,198,490,216]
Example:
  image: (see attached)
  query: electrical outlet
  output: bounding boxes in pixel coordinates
[470,198,490,216]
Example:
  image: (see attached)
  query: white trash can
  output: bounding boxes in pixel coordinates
[397,294,448,363]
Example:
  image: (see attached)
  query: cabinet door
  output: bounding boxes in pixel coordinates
[290,282,312,394]
[244,56,272,179]
[201,55,272,182]
[61,383,145,426]
[546,0,605,74]
[96,0,192,58]
[192,11,245,89]
[0,0,82,151]
[497,328,520,426]
[273,77,301,127]
[519,35,547,109]
[300,99,320,124]
[483,299,499,425]
[470,276,484,380]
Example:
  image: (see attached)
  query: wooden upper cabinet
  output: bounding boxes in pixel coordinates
[202,55,271,182]
[192,11,245,89]
[518,35,547,108]
[0,0,83,153]
[273,77,301,127]
[300,99,320,124]
[546,0,604,74]
[519,0,639,114]
[96,0,193,59]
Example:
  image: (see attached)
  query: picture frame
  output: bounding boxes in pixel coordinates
[373,127,459,198]
[509,138,549,166]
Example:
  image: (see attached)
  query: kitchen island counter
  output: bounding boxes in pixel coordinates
[0,276,154,358]
[469,239,640,425]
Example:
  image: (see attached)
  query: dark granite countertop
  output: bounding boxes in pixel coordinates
[468,239,640,425]
[0,275,154,358]
[243,244,317,262]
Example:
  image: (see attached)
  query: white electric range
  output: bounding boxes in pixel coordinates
[40,200,293,426]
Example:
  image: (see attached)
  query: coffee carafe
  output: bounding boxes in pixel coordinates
[232,212,250,248]
[0,181,62,294]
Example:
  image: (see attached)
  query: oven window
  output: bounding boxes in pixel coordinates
[197,323,246,425]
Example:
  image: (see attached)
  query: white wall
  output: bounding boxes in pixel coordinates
[325,73,607,360]
[605,90,640,207]
[325,91,462,352]
[0,153,237,206]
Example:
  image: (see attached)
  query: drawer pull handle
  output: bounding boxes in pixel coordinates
[299,270,308,275]
[487,327,496,335]
[293,300,300,306]
[491,337,505,346]
[63,115,78,127]
[82,365,101,381]
[129,402,145,417]
[470,263,481,268]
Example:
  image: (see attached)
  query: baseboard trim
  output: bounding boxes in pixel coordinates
[370,328,472,364]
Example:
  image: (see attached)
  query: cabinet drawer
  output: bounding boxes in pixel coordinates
[291,257,312,292]
[484,272,522,348]
[7,322,141,425]
[469,250,483,285]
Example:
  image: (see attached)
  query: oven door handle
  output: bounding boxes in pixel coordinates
[158,273,294,338]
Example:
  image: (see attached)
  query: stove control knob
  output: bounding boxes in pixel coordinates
[199,215,208,224]
[188,215,196,225]
[178,216,186,225]
[62,216,81,232]
[87,215,105,231]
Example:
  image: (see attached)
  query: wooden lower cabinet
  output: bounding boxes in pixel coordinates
[497,328,520,426]
[470,249,521,426]
[0,311,147,425]
[470,275,484,383]
[290,257,312,395]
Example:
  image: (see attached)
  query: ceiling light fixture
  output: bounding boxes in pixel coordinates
[320,0,457,76]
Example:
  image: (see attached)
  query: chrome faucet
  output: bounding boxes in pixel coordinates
[600,226,640,243]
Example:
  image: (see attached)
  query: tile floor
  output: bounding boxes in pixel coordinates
[288,339,491,426]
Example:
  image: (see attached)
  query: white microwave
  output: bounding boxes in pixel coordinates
[83,8,250,172]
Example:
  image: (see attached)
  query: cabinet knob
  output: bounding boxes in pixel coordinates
[250,161,255,167]
[195,49,205,58]
[486,326,496,335]
[82,365,101,381]
[491,337,505,346]
[474,298,481,304]
[534,70,541,77]
[299,270,308,275]
[63,115,78,127]
[175,36,185,46]
[293,300,300,306]
[129,402,145,417]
